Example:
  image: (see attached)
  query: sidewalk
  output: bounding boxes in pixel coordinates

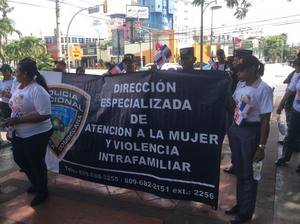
[0,118,299,224]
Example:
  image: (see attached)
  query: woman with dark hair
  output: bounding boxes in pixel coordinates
[226,55,273,224]
[6,58,53,206]
[0,64,14,119]
[76,66,85,74]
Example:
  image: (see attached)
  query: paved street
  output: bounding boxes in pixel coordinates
[0,88,299,224]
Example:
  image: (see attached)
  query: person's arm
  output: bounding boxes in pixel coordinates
[227,81,238,113]
[277,89,294,114]
[227,95,236,113]
[254,113,271,161]
[283,71,295,84]
[278,72,299,113]
[6,114,50,126]
[7,86,51,126]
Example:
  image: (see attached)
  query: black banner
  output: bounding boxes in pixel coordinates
[51,70,228,208]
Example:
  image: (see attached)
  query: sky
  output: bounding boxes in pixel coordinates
[6,0,300,44]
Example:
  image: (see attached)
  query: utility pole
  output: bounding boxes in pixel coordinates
[55,0,62,59]
[281,39,284,63]
[200,2,204,69]
[117,29,120,63]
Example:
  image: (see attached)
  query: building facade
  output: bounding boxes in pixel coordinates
[138,0,174,30]
[44,35,100,68]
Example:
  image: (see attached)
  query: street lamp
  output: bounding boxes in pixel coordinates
[210,5,222,53]
[198,0,218,69]
[94,28,105,64]
[138,27,152,67]
[65,5,101,72]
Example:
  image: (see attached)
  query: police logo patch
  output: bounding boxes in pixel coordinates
[48,84,90,159]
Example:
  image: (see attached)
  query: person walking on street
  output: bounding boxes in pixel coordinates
[211,49,229,71]
[76,66,85,74]
[53,60,67,73]
[179,47,196,72]
[0,64,14,119]
[0,64,14,144]
[122,54,136,73]
[6,58,53,206]
[226,55,273,223]
[276,57,300,172]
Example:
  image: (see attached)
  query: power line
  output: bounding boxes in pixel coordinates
[7,0,300,40]
[77,0,98,5]
[9,0,108,22]
[173,17,300,36]
[42,0,85,9]
[8,0,55,9]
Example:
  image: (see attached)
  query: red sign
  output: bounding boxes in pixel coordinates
[46,42,59,59]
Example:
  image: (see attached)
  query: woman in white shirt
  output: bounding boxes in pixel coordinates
[276,58,300,172]
[226,55,273,224]
[6,58,53,207]
[0,64,14,118]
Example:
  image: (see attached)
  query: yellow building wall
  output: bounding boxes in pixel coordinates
[125,31,176,65]
[174,44,211,63]
[193,44,211,63]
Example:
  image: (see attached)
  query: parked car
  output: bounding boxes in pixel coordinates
[193,62,211,70]
[138,63,156,71]
[160,63,183,71]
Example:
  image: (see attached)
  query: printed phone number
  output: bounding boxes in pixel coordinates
[124,178,215,200]
[78,170,120,183]
[75,169,214,200]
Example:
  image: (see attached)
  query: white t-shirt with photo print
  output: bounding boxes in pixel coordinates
[233,79,274,123]
[288,71,300,112]
[9,82,52,138]
[0,78,13,103]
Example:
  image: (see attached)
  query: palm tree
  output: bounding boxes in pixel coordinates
[2,40,20,64]
[3,36,54,69]
[0,0,21,62]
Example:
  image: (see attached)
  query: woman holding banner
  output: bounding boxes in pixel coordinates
[226,55,273,224]
[6,58,53,207]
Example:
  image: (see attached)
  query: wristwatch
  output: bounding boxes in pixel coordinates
[258,144,266,150]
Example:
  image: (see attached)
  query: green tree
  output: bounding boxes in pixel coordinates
[260,34,288,63]
[192,0,292,19]
[3,36,54,69]
[286,45,300,61]
[0,0,21,62]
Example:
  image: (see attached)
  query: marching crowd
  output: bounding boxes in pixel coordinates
[0,48,299,224]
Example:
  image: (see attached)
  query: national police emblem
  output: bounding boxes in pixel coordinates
[48,84,91,159]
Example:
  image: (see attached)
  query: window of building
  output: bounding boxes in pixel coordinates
[61,37,64,43]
